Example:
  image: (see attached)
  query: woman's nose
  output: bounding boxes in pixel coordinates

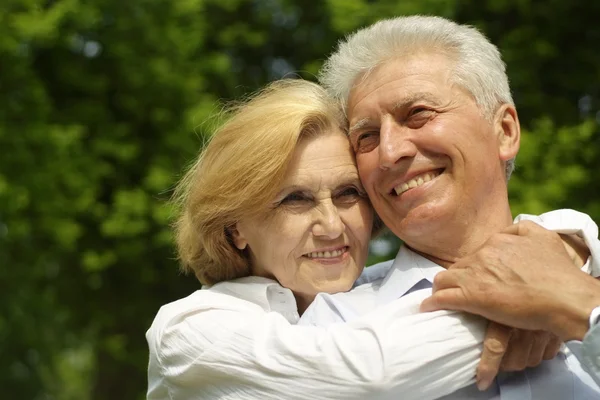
[312,202,344,239]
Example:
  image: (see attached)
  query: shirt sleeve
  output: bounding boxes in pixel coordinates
[569,321,600,388]
[147,290,484,400]
[513,209,600,277]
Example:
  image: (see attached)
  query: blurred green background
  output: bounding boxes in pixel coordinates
[1,0,599,399]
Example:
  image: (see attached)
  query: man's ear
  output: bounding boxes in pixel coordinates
[495,104,521,161]
[230,224,248,250]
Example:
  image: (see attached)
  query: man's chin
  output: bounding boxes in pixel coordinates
[389,205,451,240]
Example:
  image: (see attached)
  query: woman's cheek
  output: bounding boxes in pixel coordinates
[353,202,375,239]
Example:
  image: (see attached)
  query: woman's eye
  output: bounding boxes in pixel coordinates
[336,187,365,203]
[339,187,359,196]
[280,192,308,204]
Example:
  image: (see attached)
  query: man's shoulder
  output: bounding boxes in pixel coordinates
[299,269,389,327]
[300,264,390,326]
[353,259,395,287]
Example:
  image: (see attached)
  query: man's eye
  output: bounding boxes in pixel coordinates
[406,107,434,128]
[354,132,380,153]
[408,107,430,117]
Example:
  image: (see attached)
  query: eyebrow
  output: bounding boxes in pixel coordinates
[348,118,372,137]
[278,174,361,195]
[392,92,442,112]
[348,92,442,137]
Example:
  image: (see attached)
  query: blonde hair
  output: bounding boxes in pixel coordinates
[173,79,346,285]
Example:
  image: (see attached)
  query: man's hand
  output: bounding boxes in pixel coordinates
[421,220,600,341]
[476,322,561,390]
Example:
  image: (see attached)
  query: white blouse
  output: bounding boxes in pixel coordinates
[146,276,484,399]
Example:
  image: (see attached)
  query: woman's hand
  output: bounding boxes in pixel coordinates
[476,322,561,390]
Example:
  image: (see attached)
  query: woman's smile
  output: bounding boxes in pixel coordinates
[303,246,350,264]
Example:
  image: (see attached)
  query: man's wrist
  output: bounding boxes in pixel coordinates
[551,277,600,341]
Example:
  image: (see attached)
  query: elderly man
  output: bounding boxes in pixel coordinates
[300,15,600,398]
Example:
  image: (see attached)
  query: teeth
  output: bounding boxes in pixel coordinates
[306,248,345,259]
[394,171,441,195]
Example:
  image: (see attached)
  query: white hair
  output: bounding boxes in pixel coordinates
[319,15,516,179]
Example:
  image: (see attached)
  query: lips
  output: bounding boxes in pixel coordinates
[392,169,443,195]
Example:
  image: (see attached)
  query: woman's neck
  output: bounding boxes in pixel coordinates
[295,293,316,315]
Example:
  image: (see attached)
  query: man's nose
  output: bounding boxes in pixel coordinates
[378,119,418,170]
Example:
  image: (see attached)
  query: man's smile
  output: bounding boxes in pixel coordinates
[390,168,444,196]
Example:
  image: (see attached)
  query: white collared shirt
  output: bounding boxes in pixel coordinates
[299,209,600,399]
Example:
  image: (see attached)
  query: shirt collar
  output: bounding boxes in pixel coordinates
[377,245,446,305]
[206,276,300,324]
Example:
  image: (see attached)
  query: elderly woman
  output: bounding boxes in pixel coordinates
[146,79,589,400]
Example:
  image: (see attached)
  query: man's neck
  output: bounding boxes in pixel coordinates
[403,201,514,269]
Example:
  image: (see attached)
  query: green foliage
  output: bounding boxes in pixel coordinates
[510,118,600,218]
[1,0,599,399]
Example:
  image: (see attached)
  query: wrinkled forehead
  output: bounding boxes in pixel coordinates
[346,54,458,121]
[282,130,359,186]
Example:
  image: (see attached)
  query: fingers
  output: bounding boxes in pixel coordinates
[543,334,562,360]
[501,220,547,237]
[559,233,590,268]
[502,220,568,248]
[419,288,470,313]
[501,330,561,372]
[420,270,465,312]
[431,270,461,291]
[525,330,550,368]
[501,330,534,371]
[475,327,563,393]
[477,322,512,391]
[422,270,482,314]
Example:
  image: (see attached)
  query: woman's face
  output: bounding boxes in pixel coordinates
[232,129,373,310]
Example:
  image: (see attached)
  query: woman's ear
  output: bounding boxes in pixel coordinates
[230,223,248,250]
[495,104,521,161]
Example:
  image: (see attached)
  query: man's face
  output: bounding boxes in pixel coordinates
[347,53,508,242]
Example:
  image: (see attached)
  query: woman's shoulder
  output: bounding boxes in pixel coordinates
[148,276,298,338]
[146,276,300,368]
